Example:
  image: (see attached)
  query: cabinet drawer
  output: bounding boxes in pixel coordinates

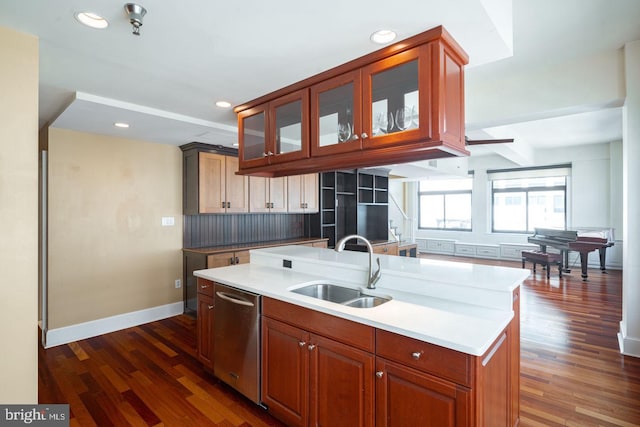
[373,242,398,256]
[197,278,215,297]
[454,245,475,256]
[376,329,470,386]
[426,240,455,254]
[263,297,374,352]
[476,246,499,258]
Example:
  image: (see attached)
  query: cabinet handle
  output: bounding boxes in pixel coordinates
[222,201,226,208]
[375,371,384,378]
[207,305,214,310]
[230,257,235,265]
[352,134,359,140]
[270,202,274,208]
[267,151,274,156]
[227,202,231,208]
[411,351,422,360]
[361,132,368,139]
[383,248,388,252]
[308,344,316,351]
[298,341,306,347]
[265,202,269,209]
[200,284,209,289]
[235,257,240,264]
[263,152,269,157]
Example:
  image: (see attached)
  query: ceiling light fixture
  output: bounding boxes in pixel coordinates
[370,29,397,44]
[216,101,232,108]
[75,12,109,29]
[124,3,147,36]
[114,122,130,128]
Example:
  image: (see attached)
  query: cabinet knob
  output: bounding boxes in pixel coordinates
[263,152,269,157]
[412,351,422,360]
[308,344,316,351]
[200,284,209,289]
[361,132,368,139]
[352,134,359,140]
[375,371,384,378]
[207,305,214,310]
[267,151,274,156]
[298,341,306,347]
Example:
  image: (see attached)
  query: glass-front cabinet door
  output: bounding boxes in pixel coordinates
[269,89,309,163]
[361,45,430,149]
[310,70,362,156]
[238,104,269,169]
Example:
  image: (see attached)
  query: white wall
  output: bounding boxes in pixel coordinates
[404,141,622,268]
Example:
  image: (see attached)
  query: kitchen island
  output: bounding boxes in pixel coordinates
[195,245,528,426]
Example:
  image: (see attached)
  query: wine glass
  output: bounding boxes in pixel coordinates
[395,106,415,131]
[337,122,352,143]
[375,112,394,134]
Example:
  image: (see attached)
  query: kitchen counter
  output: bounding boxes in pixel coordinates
[194,245,529,356]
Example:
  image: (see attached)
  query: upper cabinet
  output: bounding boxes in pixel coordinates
[181,143,249,215]
[235,26,468,177]
[238,89,310,170]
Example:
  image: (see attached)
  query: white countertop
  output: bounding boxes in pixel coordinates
[194,245,529,356]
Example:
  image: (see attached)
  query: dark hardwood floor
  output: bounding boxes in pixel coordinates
[39,255,640,426]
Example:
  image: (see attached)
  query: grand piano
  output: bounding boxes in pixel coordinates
[527,228,615,281]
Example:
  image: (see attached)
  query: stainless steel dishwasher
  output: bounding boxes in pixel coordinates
[213,283,261,404]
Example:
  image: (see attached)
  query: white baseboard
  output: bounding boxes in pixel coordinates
[44,302,184,348]
[618,322,640,358]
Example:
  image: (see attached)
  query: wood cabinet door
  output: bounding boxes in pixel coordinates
[238,103,270,169]
[310,70,363,157]
[302,173,319,212]
[224,156,249,213]
[196,294,214,370]
[375,358,470,427]
[249,176,270,213]
[269,89,310,164]
[234,250,250,265]
[207,253,235,268]
[198,152,226,213]
[286,175,304,213]
[309,334,374,427]
[269,176,288,213]
[262,318,309,427]
[432,41,466,151]
[361,45,432,150]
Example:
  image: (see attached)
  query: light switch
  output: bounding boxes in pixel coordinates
[161,216,175,226]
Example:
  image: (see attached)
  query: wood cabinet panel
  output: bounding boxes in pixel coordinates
[196,279,215,371]
[224,156,249,213]
[249,176,287,213]
[287,173,318,213]
[376,329,470,386]
[262,317,309,427]
[199,152,226,213]
[263,297,374,352]
[310,334,374,427]
[376,357,470,427]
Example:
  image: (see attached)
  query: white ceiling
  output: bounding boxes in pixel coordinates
[1,0,639,174]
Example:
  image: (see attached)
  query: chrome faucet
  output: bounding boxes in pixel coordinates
[334,234,382,289]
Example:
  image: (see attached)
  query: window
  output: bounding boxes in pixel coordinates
[491,175,567,233]
[418,178,472,230]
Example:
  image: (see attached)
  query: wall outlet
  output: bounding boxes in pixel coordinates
[162,216,175,226]
[174,279,181,289]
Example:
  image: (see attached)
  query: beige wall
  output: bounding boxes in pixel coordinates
[47,128,183,329]
[0,27,39,403]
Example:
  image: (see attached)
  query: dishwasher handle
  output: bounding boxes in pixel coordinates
[216,291,255,307]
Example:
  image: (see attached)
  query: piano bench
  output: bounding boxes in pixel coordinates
[521,250,563,279]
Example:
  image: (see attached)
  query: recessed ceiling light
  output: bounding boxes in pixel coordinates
[114,122,130,128]
[370,29,397,44]
[216,101,232,108]
[75,12,109,29]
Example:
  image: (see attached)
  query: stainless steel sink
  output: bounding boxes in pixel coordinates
[290,283,391,308]
[290,283,361,303]
[343,296,389,308]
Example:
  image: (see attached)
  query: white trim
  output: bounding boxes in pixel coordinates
[44,302,183,348]
[618,322,640,358]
